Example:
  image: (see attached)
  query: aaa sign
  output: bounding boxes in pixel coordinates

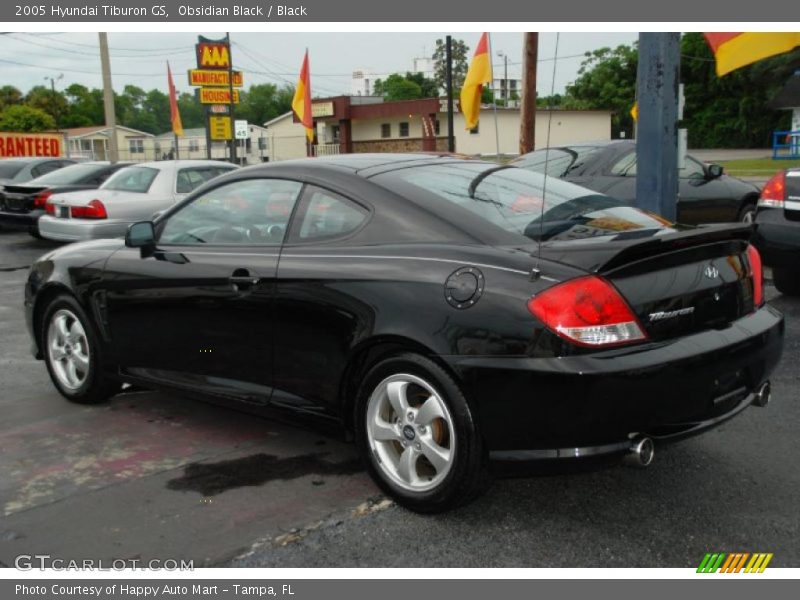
[0,132,63,158]
[197,42,230,70]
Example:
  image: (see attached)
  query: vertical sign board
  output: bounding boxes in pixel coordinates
[191,36,242,144]
[234,120,249,140]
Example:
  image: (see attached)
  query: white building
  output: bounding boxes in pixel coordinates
[351,69,377,96]
[153,123,272,165]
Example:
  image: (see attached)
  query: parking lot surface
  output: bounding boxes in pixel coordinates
[1,229,798,567]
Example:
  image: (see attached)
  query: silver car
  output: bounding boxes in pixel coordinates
[38,160,237,242]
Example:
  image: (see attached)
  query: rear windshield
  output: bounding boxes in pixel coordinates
[29,163,107,186]
[0,161,26,179]
[378,162,671,242]
[102,166,159,193]
[512,146,604,177]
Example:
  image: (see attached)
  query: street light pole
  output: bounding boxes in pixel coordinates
[226,32,237,164]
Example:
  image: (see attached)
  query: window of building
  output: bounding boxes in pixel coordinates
[129,139,144,154]
[188,139,200,152]
[434,120,440,135]
[381,123,391,138]
[399,122,410,137]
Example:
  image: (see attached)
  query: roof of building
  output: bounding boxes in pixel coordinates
[62,125,154,138]
[155,127,207,140]
[768,73,800,109]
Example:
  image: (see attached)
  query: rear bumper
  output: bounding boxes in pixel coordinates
[0,209,41,230]
[444,304,784,455]
[753,207,800,268]
[38,215,130,242]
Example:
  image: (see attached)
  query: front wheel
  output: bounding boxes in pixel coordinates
[354,353,490,513]
[773,267,800,296]
[739,203,756,224]
[41,295,120,404]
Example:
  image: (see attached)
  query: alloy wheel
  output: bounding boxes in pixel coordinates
[365,373,455,492]
[47,308,91,391]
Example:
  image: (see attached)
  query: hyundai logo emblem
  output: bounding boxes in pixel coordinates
[704,264,720,279]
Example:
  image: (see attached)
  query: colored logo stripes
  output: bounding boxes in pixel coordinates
[697,553,773,573]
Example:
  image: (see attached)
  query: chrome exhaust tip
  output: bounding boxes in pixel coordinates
[753,381,771,408]
[624,437,655,468]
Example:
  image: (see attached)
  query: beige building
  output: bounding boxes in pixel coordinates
[154,124,272,165]
[64,125,156,161]
[262,97,611,161]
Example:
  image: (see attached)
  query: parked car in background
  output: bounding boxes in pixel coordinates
[37,160,237,242]
[0,157,77,187]
[753,168,800,296]
[0,161,132,238]
[25,154,782,512]
[512,141,761,225]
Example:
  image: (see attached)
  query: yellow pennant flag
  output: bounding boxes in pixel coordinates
[460,33,493,130]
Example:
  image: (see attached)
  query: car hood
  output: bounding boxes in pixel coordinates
[48,189,147,206]
[36,237,125,265]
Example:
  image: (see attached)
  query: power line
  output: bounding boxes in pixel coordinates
[15,32,192,53]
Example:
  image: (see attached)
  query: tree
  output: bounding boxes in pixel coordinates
[373,74,423,101]
[432,38,470,95]
[62,84,104,127]
[236,83,294,126]
[404,71,439,97]
[564,44,638,138]
[0,105,56,132]
[177,92,205,129]
[0,86,23,111]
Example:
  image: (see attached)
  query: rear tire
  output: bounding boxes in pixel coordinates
[738,202,756,224]
[773,267,800,296]
[354,352,490,513]
[28,226,42,240]
[41,294,121,404]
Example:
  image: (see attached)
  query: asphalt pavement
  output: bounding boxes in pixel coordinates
[0,228,798,569]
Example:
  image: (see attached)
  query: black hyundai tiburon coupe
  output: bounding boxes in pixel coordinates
[25,154,784,512]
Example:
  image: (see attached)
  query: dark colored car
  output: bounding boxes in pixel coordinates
[0,157,76,186]
[24,154,783,512]
[512,141,761,224]
[752,168,800,295]
[0,161,131,238]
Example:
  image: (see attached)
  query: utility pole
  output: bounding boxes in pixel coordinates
[445,35,455,153]
[635,33,680,221]
[519,32,538,154]
[226,32,237,164]
[98,32,119,163]
[45,74,63,132]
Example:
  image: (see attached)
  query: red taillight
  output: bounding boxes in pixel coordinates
[70,199,107,219]
[527,275,648,348]
[33,190,52,208]
[758,171,786,208]
[45,200,56,215]
[747,244,763,307]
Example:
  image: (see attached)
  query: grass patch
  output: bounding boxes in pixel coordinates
[718,157,800,177]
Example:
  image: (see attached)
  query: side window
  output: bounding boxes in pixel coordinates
[679,157,706,180]
[609,152,637,176]
[292,186,368,243]
[159,178,303,245]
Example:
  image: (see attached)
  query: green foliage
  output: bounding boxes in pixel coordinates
[0,104,56,132]
[373,74,422,101]
[481,86,494,104]
[432,38,470,95]
[0,85,23,111]
[562,34,800,147]
[236,83,294,126]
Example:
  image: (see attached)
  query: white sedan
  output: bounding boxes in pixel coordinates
[38,160,237,242]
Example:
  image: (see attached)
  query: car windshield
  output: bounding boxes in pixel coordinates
[101,166,159,193]
[29,163,106,185]
[0,161,26,179]
[512,146,604,177]
[381,162,672,242]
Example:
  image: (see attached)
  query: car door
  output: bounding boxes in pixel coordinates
[101,177,303,402]
[675,156,736,224]
[272,184,371,415]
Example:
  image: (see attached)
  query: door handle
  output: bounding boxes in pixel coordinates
[229,268,260,292]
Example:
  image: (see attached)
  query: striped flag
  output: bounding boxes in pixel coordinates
[166,62,183,137]
[460,32,493,130]
[292,50,314,143]
[704,33,800,76]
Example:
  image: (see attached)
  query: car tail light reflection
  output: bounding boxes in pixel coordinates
[33,190,52,208]
[70,199,107,219]
[747,244,763,307]
[527,275,648,348]
[758,171,785,208]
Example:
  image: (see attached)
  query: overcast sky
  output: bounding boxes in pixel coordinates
[0,32,637,97]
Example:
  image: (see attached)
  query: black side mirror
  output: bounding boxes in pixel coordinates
[125,221,155,248]
[707,163,724,179]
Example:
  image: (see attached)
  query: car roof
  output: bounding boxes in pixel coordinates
[0,156,70,164]
[132,159,237,169]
